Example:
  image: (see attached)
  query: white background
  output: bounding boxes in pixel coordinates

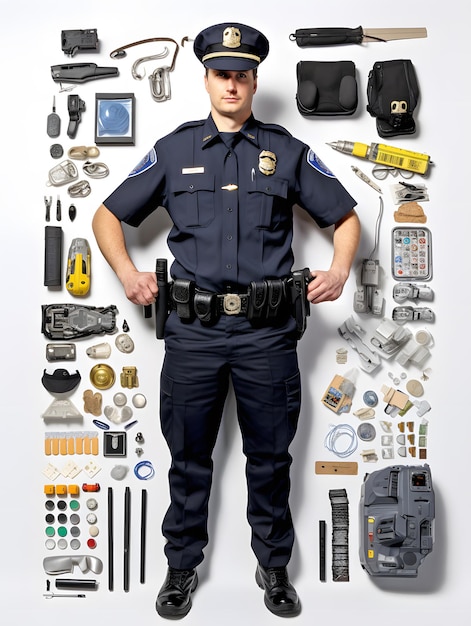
[1,0,469,624]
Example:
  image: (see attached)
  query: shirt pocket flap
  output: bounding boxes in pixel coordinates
[249,177,289,199]
[171,173,215,195]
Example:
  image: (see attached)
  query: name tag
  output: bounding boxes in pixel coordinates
[182,167,205,174]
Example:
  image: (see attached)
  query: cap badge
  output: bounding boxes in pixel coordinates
[223,27,242,49]
[258,150,277,176]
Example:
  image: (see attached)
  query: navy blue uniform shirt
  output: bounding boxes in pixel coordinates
[104,114,357,292]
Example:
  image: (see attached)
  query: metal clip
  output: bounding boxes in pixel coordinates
[149,67,171,101]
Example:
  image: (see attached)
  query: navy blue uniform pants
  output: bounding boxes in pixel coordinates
[159,311,301,570]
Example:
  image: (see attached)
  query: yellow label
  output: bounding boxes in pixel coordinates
[375,144,430,174]
[368,549,375,559]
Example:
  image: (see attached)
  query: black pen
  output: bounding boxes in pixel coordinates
[140,489,148,584]
[124,487,131,592]
[108,487,114,591]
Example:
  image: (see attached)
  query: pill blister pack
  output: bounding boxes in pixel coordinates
[391,227,432,281]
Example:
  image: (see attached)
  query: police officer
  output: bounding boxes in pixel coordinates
[93,22,360,619]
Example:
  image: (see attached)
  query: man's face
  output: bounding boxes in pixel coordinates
[204,69,257,125]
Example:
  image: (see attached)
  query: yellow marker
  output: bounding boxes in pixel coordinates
[91,436,99,456]
[59,435,68,455]
[67,435,75,455]
[83,435,91,455]
[75,436,83,455]
[51,436,60,456]
[328,140,431,175]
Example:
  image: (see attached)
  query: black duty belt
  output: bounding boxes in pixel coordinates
[170,278,288,324]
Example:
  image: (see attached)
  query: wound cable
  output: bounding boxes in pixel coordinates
[324,423,358,458]
[368,195,384,260]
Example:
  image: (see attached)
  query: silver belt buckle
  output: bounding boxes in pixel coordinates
[223,293,241,315]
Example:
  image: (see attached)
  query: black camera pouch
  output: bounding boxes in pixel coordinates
[296,60,358,116]
[366,59,420,137]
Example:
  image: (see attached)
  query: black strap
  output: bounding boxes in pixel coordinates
[329,488,350,582]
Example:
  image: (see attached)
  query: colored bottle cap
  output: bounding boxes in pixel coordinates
[57,526,67,537]
[70,539,81,550]
[45,526,55,537]
[70,500,80,511]
[87,538,97,549]
[89,525,99,537]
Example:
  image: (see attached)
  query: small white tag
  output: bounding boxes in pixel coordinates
[182,167,205,174]
[83,461,102,478]
[43,463,60,480]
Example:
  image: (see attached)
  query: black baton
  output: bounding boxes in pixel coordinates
[155,258,169,339]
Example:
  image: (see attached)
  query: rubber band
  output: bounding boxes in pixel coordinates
[134,460,155,480]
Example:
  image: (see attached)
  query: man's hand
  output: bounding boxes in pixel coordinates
[306,268,348,304]
[307,209,361,304]
[121,269,158,306]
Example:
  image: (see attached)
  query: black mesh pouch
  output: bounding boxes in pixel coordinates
[366,59,420,137]
[296,60,358,117]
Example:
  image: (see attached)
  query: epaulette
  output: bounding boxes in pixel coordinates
[257,121,293,138]
[173,119,206,134]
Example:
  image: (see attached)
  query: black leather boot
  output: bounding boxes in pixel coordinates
[255,565,301,617]
[156,567,198,619]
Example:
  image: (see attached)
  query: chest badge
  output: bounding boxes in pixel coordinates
[258,150,277,176]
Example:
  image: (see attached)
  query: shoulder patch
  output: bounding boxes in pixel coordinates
[128,148,157,177]
[307,149,336,178]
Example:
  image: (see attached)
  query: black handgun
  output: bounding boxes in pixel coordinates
[289,267,313,339]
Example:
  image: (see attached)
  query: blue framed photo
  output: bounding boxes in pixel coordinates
[95,93,135,145]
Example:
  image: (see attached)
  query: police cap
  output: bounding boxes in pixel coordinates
[194,23,269,70]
